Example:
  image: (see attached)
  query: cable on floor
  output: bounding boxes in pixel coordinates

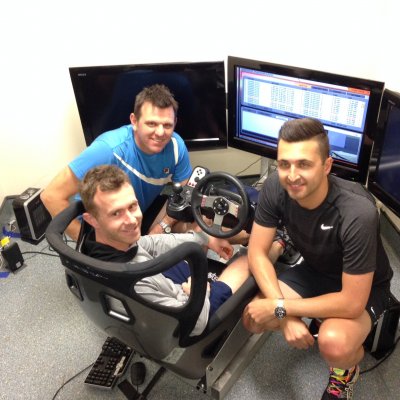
[52,363,94,400]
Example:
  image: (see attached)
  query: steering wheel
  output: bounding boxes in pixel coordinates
[191,172,250,238]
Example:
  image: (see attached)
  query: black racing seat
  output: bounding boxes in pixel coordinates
[46,200,261,394]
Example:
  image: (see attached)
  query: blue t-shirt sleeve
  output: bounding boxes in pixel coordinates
[69,139,115,180]
[172,134,192,183]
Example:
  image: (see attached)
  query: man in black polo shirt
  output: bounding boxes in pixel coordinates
[243,117,393,399]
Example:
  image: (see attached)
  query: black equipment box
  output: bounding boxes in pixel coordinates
[365,293,400,359]
[12,188,51,243]
[2,241,24,271]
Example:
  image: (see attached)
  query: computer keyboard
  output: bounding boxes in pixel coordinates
[85,336,134,389]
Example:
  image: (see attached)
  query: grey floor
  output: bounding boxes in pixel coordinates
[1,213,399,400]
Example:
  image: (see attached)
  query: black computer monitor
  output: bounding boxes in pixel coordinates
[69,61,227,151]
[368,89,400,218]
[227,56,384,183]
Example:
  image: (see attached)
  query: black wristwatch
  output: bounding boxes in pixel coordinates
[274,298,287,320]
[159,221,172,234]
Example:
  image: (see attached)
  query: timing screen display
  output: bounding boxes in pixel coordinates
[237,67,372,165]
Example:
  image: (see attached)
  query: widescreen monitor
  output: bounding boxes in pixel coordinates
[69,61,227,151]
[227,56,384,183]
[368,89,400,218]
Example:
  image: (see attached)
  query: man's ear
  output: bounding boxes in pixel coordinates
[325,156,333,175]
[82,212,98,229]
[130,113,137,128]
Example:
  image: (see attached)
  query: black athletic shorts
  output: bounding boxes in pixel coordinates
[278,262,392,327]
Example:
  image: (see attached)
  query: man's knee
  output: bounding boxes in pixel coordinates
[318,322,361,363]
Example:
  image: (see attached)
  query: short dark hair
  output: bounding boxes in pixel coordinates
[278,117,330,160]
[79,165,130,216]
[133,84,179,120]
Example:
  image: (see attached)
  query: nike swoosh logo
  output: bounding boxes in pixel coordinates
[321,224,333,230]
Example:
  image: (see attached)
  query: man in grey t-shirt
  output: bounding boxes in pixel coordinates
[78,164,283,336]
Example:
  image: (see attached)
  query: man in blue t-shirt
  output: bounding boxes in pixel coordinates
[41,84,192,240]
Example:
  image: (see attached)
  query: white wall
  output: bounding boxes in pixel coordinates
[1,0,399,223]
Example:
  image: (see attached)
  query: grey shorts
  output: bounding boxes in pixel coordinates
[278,262,392,327]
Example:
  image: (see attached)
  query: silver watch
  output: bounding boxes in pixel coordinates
[159,221,172,234]
[274,298,287,320]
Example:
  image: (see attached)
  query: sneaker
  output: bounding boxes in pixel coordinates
[321,365,360,399]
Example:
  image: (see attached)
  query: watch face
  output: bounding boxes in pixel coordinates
[274,306,286,320]
[160,221,172,233]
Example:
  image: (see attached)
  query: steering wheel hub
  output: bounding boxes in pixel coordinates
[213,197,230,216]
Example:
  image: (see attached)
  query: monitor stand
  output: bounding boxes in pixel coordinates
[259,157,277,183]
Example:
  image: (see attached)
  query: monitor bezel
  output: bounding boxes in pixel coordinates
[368,88,400,218]
[69,60,228,151]
[227,55,384,183]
